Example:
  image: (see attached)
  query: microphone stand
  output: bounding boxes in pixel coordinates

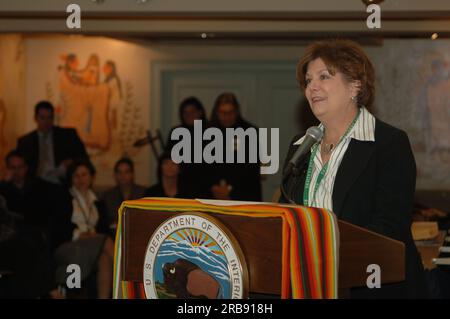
[133,129,166,160]
[280,166,298,205]
[280,154,309,205]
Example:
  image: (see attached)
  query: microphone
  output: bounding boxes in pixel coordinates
[283,126,323,178]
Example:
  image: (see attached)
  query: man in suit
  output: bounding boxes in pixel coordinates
[0,150,70,244]
[17,101,89,184]
[0,150,70,298]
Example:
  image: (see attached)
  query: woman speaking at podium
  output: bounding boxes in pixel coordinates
[280,39,427,298]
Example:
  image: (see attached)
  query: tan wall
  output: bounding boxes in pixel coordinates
[1,34,449,190]
[0,34,26,176]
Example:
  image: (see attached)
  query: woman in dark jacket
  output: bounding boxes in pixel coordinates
[145,152,192,198]
[206,92,262,201]
[280,39,427,298]
[166,97,209,198]
[52,159,114,299]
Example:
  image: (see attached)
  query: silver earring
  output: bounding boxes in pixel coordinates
[351,96,357,102]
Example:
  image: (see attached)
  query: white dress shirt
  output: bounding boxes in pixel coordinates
[70,187,99,240]
[293,107,376,211]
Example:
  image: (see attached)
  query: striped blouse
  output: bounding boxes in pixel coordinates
[293,107,376,212]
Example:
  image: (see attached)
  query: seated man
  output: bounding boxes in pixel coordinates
[102,158,146,229]
[16,100,89,185]
[0,193,66,299]
[0,152,65,298]
[0,150,68,246]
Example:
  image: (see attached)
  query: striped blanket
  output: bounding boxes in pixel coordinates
[113,198,339,299]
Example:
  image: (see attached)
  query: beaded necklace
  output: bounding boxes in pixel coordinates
[302,109,361,206]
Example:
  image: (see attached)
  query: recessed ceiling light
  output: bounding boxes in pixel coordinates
[201,33,207,39]
[431,33,439,40]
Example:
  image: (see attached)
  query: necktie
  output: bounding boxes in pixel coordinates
[37,133,50,177]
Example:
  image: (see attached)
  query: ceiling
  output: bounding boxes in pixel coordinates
[1,0,450,42]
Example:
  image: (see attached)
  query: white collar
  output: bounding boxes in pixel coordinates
[293,107,375,146]
[70,187,97,203]
[37,128,53,138]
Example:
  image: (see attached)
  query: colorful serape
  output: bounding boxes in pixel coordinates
[113,198,339,299]
[120,281,146,299]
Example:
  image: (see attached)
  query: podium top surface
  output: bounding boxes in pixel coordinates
[113,198,404,298]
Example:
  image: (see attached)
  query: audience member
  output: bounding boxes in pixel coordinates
[0,150,64,247]
[207,92,262,201]
[0,194,55,298]
[166,96,210,198]
[17,100,89,185]
[53,159,114,299]
[102,157,146,228]
[145,152,191,198]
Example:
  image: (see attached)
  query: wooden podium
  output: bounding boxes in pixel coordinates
[116,200,405,298]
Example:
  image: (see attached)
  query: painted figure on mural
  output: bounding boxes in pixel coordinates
[57,53,111,152]
[44,49,144,185]
[422,58,450,153]
[81,54,100,86]
[59,53,100,87]
[103,60,123,133]
[60,54,82,85]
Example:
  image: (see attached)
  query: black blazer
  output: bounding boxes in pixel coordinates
[51,191,110,250]
[280,118,427,298]
[204,120,262,201]
[17,126,89,178]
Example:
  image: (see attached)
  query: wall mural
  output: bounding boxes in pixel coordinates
[416,54,450,189]
[48,52,145,156]
[0,35,26,178]
[40,49,146,186]
[0,99,6,174]
[23,38,450,190]
[421,57,450,154]
[374,41,450,190]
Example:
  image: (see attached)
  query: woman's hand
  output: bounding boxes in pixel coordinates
[79,230,96,239]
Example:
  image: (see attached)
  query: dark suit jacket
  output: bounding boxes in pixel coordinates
[17,126,88,178]
[102,184,146,226]
[280,118,427,298]
[204,119,262,201]
[0,178,65,243]
[51,190,110,250]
